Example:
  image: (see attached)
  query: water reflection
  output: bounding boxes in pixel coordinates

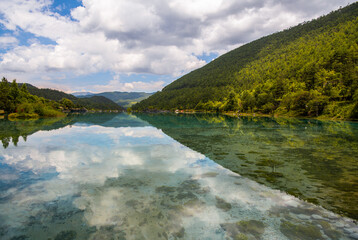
[135,113,358,220]
[0,113,148,149]
[0,113,357,239]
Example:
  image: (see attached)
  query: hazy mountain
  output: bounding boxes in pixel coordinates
[72,92,94,97]
[76,91,154,108]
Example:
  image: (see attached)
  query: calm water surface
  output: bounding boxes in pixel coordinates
[0,113,357,240]
[136,113,358,220]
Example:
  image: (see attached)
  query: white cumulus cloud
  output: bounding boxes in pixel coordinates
[0,0,352,91]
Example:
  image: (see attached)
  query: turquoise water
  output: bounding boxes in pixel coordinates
[0,113,357,240]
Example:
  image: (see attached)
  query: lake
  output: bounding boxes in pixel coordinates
[136,113,358,220]
[0,113,357,240]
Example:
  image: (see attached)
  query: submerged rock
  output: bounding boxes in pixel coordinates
[314,219,342,239]
[311,214,324,220]
[235,233,249,240]
[280,220,323,240]
[215,196,232,212]
[54,230,77,240]
[296,214,311,220]
[221,220,265,240]
[236,220,265,239]
[10,235,29,240]
[172,227,185,238]
[201,172,219,178]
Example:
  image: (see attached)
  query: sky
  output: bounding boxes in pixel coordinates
[0,0,352,93]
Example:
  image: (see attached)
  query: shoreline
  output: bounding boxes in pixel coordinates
[141,110,358,122]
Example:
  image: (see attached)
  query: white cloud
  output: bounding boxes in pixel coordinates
[0,0,352,91]
[92,75,166,92]
[0,35,19,49]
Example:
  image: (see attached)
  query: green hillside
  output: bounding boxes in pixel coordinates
[76,96,123,110]
[25,84,124,110]
[133,3,358,120]
[0,79,65,118]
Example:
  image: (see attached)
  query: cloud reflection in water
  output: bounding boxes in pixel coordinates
[0,123,357,240]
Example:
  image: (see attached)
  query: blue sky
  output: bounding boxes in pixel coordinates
[0,0,351,93]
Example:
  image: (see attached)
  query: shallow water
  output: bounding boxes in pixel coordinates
[136,113,358,220]
[0,113,357,240]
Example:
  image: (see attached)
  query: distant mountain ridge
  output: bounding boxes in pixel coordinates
[133,3,358,120]
[72,92,94,97]
[74,91,153,108]
[22,84,124,110]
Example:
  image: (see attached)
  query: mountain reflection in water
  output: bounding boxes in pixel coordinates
[135,113,358,220]
[0,113,357,240]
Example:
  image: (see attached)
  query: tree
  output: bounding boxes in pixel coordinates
[60,98,75,109]
[20,83,28,94]
[0,77,10,111]
[223,91,240,111]
[9,80,20,101]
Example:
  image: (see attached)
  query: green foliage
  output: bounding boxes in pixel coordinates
[16,102,35,114]
[20,82,28,93]
[0,77,11,112]
[133,3,358,119]
[8,112,39,119]
[9,80,20,102]
[0,79,65,118]
[60,98,75,109]
[34,103,65,117]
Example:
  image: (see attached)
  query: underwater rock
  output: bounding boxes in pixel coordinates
[180,179,201,192]
[54,230,77,240]
[334,221,345,228]
[324,229,342,239]
[156,186,177,194]
[236,220,265,239]
[326,212,338,220]
[176,191,197,200]
[10,235,29,240]
[215,196,232,212]
[235,233,249,240]
[349,228,358,233]
[280,220,323,240]
[221,222,240,239]
[220,220,265,240]
[311,214,324,220]
[125,199,140,209]
[173,227,185,238]
[350,233,358,240]
[296,214,310,220]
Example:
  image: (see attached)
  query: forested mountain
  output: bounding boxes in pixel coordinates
[0,79,65,118]
[133,3,358,119]
[24,84,124,110]
[75,91,153,108]
[76,96,123,110]
[25,84,78,101]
